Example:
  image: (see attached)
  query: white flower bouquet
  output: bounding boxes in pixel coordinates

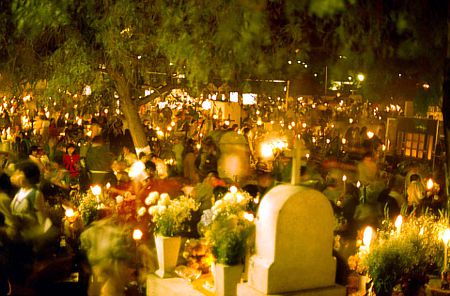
[202,187,255,265]
[148,192,199,237]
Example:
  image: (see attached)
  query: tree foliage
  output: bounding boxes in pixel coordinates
[0,0,446,109]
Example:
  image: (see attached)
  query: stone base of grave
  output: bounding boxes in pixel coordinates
[238,282,346,296]
[146,274,204,296]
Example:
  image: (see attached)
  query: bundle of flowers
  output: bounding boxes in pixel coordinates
[78,192,101,226]
[359,213,448,295]
[201,187,255,265]
[148,192,199,237]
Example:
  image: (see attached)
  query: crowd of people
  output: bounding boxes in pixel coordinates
[0,96,444,294]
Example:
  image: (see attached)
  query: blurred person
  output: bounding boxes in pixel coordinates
[195,136,219,181]
[80,217,137,296]
[172,137,184,175]
[85,135,115,186]
[151,153,168,179]
[9,161,51,241]
[90,117,103,139]
[182,138,199,184]
[406,173,426,210]
[117,145,137,167]
[357,152,378,184]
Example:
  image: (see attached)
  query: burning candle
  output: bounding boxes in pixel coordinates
[91,185,102,203]
[443,229,450,271]
[394,215,403,235]
[342,175,347,193]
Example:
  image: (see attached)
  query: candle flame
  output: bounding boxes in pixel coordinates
[133,229,143,241]
[443,229,450,245]
[65,208,75,218]
[394,215,403,231]
[426,178,434,191]
[229,186,238,194]
[244,212,254,222]
[363,226,373,248]
[91,185,102,196]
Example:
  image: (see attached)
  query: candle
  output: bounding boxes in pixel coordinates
[91,185,102,203]
[342,175,347,194]
[394,215,403,235]
[443,229,450,271]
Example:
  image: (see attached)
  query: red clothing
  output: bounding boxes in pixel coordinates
[63,153,81,177]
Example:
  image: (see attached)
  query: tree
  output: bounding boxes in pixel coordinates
[5,0,337,150]
[2,0,448,160]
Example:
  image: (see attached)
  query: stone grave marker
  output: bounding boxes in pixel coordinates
[246,184,345,295]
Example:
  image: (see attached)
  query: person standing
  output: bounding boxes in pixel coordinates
[63,143,81,183]
[85,136,115,185]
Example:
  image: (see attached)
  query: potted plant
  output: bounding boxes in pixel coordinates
[148,192,199,278]
[200,187,255,296]
[361,213,446,296]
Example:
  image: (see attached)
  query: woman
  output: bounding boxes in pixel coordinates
[9,160,52,245]
[62,143,81,182]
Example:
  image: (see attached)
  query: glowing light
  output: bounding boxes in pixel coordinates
[427,178,434,191]
[91,185,102,196]
[201,100,212,110]
[260,143,274,159]
[367,131,374,139]
[302,123,307,128]
[341,138,347,145]
[65,208,75,218]
[133,229,143,241]
[363,226,373,247]
[356,181,361,188]
[342,175,347,182]
[244,212,254,222]
[129,161,146,179]
[357,74,365,82]
[443,229,450,245]
[394,215,403,234]
[349,118,354,124]
[83,85,92,96]
[137,207,146,216]
[229,186,238,194]
[230,92,239,103]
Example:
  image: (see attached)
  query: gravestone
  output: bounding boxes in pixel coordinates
[247,184,344,295]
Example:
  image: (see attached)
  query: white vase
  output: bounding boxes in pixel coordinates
[154,235,182,278]
[214,263,243,296]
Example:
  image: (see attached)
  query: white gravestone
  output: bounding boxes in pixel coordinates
[247,184,343,295]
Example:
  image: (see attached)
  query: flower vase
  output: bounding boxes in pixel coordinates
[154,235,181,278]
[214,263,243,296]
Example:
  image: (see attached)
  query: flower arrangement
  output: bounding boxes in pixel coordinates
[148,192,199,237]
[359,213,447,295]
[201,186,255,265]
[78,191,101,226]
